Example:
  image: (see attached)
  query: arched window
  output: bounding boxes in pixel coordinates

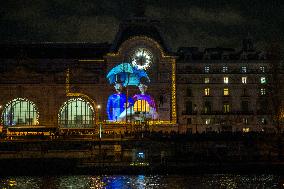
[58,98,94,128]
[1,98,39,127]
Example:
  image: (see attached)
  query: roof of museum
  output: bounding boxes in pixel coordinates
[0,42,111,59]
[0,15,275,61]
[110,16,171,54]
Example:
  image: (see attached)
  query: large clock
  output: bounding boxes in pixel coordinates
[131,48,153,70]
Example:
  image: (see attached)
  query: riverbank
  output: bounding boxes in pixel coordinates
[0,158,284,176]
[0,133,283,176]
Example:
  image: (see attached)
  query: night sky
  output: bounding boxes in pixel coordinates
[0,0,283,51]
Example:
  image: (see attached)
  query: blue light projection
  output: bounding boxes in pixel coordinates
[106,86,134,121]
[106,63,150,87]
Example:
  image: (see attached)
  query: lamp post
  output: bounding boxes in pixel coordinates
[97,105,102,139]
[96,104,102,163]
[0,105,2,133]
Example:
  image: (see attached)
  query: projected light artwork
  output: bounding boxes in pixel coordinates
[106,63,158,122]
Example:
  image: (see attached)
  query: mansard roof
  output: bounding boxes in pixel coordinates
[176,46,269,61]
[110,16,171,54]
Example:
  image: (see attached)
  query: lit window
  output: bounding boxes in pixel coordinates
[242,128,250,132]
[223,88,229,96]
[205,118,210,125]
[242,77,247,84]
[260,77,266,84]
[260,66,265,73]
[241,66,247,73]
[204,101,211,113]
[243,118,248,124]
[260,88,266,96]
[204,88,210,96]
[204,77,210,83]
[222,66,228,73]
[137,152,145,159]
[2,98,39,126]
[223,103,230,113]
[261,117,267,125]
[204,66,210,73]
[58,98,94,128]
[223,77,229,84]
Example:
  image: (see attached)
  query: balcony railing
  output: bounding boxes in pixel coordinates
[200,111,254,115]
[182,110,257,115]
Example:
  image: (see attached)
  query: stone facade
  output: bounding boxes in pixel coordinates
[0,17,283,133]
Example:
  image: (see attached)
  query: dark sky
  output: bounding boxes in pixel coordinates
[0,0,283,51]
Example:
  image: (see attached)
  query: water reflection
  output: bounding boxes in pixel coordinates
[0,174,281,189]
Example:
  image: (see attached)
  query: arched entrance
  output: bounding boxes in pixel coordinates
[58,98,94,128]
[1,98,39,127]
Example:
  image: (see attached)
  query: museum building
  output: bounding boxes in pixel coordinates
[0,16,283,134]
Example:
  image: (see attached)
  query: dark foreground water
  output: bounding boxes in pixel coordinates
[0,174,282,189]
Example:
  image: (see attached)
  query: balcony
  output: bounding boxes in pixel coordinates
[200,111,254,115]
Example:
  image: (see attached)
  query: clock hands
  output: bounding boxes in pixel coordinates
[132,48,152,70]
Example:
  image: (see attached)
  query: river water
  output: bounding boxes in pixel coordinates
[0,174,282,188]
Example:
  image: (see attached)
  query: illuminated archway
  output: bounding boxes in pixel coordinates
[1,98,39,127]
[58,98,94,128]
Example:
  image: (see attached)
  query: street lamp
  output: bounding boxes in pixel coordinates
[96,105,102,139]
[96,104,101,122]
[96,104,102,162]
[0,105,2,132]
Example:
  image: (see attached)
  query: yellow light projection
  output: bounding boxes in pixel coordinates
[133,100,150,112]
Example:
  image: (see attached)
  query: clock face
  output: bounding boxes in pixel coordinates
[131,48,153,70]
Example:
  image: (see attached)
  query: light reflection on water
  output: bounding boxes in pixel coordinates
[0,174,281,189]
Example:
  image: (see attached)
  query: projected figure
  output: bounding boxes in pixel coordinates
[133,78,158,120]
[118,78,158,121]
[106,81,134,122]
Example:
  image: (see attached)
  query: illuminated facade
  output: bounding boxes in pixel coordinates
[0,16,283,133]
[177,44,284,133]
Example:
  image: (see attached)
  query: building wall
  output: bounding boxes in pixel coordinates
[0,41,283,133]
[176,59,276,133]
